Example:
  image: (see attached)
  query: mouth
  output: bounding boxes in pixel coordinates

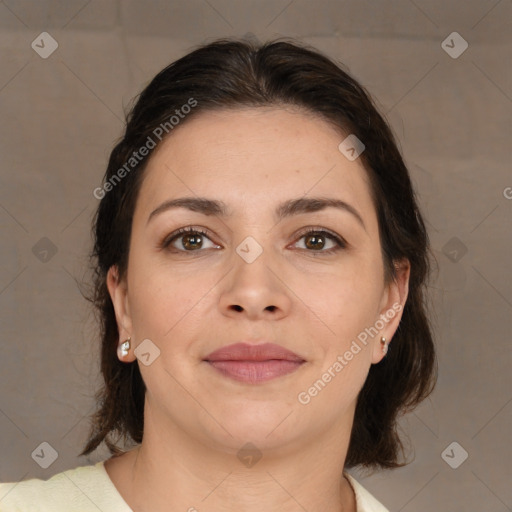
[204,342,305,384]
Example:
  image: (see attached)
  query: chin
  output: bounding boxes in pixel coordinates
[205,404,305,450]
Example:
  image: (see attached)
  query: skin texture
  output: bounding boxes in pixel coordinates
[104,107,410,512]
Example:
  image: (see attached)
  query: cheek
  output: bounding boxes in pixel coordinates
[127,255,220,348]
[296,282,379,413]
[129,273,194,336]
[302,264,384,341]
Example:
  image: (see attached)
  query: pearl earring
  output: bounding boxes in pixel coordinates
[380,337,388,355]
[119,337,131,358]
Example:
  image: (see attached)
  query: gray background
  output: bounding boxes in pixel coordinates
[0,1,510,510]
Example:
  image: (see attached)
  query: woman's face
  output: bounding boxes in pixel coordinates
[108,107,409,453]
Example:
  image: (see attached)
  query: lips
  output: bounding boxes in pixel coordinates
[204,342,305,383]
[205,342,304,362]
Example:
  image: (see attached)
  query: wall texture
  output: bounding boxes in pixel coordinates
[0,1,510,510]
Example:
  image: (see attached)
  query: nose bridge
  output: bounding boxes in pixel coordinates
[219,233,291,318]
[232,233,276,291]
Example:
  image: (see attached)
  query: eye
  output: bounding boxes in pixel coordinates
[160,227,221,252]
[292,228,347,254]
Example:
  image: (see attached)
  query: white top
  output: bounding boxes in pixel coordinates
[0,461,389,512]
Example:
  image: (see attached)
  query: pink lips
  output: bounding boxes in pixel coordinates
[204,343,305,383]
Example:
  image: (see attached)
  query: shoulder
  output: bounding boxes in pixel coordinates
[345,473,390,512]
[0,461,131,512]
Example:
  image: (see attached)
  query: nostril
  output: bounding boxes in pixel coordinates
[228,305,277,313]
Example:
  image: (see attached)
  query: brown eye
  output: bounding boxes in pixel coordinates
[304,233,327,250]
[293,229,346,253]
[161,227,220,252]
[181,232,204,250]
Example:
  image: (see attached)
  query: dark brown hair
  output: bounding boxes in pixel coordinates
[81,37,436,469]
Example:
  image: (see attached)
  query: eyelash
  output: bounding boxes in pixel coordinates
[160,226,347,254]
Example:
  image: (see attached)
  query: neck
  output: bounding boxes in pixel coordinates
[106,404,357,512]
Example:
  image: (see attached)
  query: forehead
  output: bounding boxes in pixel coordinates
[135,107,377,229]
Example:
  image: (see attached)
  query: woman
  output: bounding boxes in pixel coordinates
[0,38,436,512]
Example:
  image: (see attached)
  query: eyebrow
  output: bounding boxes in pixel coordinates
[147,196,366,230]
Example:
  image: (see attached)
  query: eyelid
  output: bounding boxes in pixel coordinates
[294,225,345,240]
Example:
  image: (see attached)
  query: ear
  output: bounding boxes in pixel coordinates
[371,259,410,364]
[106,265,136,363]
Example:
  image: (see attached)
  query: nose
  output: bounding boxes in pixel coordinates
[218,248,292,321]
